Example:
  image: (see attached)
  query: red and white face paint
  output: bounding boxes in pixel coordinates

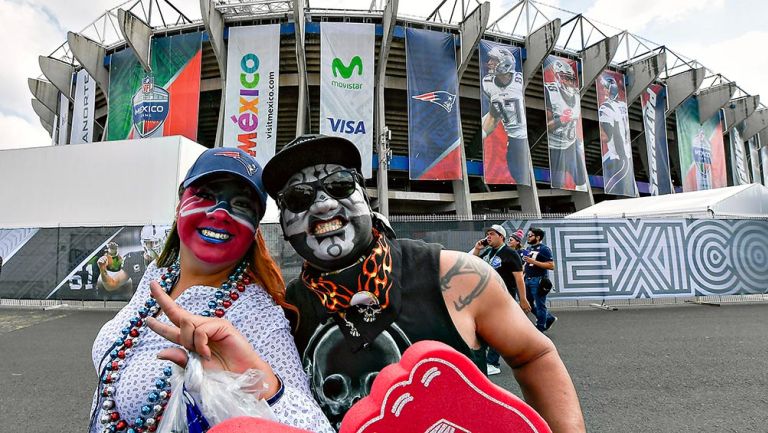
[177,176,261,265]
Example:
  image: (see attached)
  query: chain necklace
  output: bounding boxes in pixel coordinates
[96,260,250,433]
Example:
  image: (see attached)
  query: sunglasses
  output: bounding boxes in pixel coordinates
[278,169,359,213]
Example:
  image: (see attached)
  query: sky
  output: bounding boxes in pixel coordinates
[1,0,766,151]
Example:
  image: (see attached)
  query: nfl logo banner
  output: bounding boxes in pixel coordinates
[729,124,750,185]
[107,32,202,141]
[675,97,728,191]
[640,84,673,195]
[224,25,280,169]
[406,28,463,181]
[70,69,96,144]
[320,22,375,178]
[542,55,588,191]
[478,40,531,186]
[596,70,637,197]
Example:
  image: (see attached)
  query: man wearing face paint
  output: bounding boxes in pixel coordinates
[262,135,586,432]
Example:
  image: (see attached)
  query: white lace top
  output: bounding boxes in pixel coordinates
[89,262,333,433]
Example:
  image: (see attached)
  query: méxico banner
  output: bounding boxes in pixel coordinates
[748,136,761,183]
[675,97,727,191]
[478,40,530,185]
[596,70,636,197]
[320,22,374,178]
[107,32,202,141]
[224,25,280,168]
[70,69,96,144]
[406,28,462,180]
[729,124,750,185]
[640,84,672,195]
[543,55,587,191]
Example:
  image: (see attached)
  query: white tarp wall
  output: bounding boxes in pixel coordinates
[0,136,206,228]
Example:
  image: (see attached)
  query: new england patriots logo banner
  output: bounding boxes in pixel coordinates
[675,97,727,192]
[107,32,202,141]
[640,84,673,195]
[406,28,462,181]
[478,40,531,185]
[596,70,637,197]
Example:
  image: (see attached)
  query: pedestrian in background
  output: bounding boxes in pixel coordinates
[523,227,557,332]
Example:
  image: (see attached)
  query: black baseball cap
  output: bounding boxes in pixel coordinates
[262,134,362,200]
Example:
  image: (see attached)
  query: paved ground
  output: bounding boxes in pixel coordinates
[1,303,767,432]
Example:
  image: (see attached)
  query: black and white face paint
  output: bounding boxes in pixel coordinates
[280,164,373,271]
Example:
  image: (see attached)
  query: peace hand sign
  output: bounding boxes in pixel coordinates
[145,281,280,396]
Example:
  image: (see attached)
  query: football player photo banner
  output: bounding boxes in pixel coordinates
[542,55,588,191]
[596,70,637,197]
[406,28,462,181]
[478,40,530,185]
[107,32,202,141]
[729,125,750,185]
[70,69,96,144]
[675,97,727,192]
[640,84,673,195]
[320,22,375,178]
[224,25,280,169]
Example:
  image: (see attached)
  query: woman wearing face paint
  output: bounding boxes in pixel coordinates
[88,148,333,433]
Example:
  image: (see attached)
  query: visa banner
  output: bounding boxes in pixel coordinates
[596,70,637,197]
[675,97,727,191]
[224,25,280,168]
[406,28,462,181]
[107,32,202,141]
[543,55,587,191]
[478,40,530,185]
[640,84,673,195]
[320,22,375,178]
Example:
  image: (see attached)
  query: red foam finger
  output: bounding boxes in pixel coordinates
[340,341,551,433]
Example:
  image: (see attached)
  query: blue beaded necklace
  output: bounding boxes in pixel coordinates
[96,260,251,433]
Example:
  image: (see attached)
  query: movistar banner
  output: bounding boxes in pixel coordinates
[542,55,587,191]
[640,84,672,195]
[478,40,530,185]
[57,93,70,145]
[319,22,375,178]
[70,69,96,144]
[729,124,750,185]
[675,97,727,191]
[107,32,202,141]
[224,25,280,168]
[596,70,636,197]
[406,28,462,181]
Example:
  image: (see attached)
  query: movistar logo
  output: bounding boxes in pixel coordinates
[332,56,363,79]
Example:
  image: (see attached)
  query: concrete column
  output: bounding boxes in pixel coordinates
[67,32,110,96]
[38,57,75,100]
[28,78,59,113]
[742,109,768,141]
[579,35,619,97]
[722,95,760,131]
[523,18,561,90]
[625,51,665,105]
[293,0,309,135]
[374,0,398,217]
[697,82,736,123]
[117,9,153,73]
[200,0,227,147]
[665,67,705,115]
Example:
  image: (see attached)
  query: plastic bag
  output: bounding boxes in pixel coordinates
[157,353,275,433]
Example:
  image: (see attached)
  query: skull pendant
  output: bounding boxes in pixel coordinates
[350,291,382,323]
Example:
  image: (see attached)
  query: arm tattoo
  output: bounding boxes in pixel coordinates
[440,254,492,311]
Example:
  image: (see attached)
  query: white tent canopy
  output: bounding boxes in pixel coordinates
[567,184,768,219]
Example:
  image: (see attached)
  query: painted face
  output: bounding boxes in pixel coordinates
[177,175,261,265]
[279,164,373,271]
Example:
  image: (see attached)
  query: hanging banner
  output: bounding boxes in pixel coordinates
[57,93,70,145]
[478,40,530,185]
[543,55,587,191]
[762,146,768,187]
[70,69,96,144]
[729,125,750,185]
[596,70,636,196]
[406,28,462,181]
[640,84,673,195]
[748,136,761,183]
[224,25,280,168]
[675,97,727,191]
[319,22,375,178]
[107,32,202,141]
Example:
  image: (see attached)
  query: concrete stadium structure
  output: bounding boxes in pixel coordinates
[29,0,768,217]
